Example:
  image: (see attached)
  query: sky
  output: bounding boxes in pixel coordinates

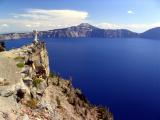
[0,0,160,33]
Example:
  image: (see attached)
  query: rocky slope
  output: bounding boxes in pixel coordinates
[0,41,113,120]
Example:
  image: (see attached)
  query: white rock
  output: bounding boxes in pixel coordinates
[22,114,30,120]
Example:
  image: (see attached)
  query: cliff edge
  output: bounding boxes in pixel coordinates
[0,42,113,120]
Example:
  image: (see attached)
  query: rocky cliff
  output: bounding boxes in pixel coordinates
[0,42,113,120]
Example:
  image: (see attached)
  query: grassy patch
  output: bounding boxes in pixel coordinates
[32,77,42,87]
[14,56,25,61]
[17,62,25,68]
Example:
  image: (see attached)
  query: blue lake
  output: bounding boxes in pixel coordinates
[4,38,160,120]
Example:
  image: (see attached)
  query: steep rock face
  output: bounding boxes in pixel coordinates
[0,42,113,120]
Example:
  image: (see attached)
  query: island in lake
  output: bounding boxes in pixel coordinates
[1,23,160,41]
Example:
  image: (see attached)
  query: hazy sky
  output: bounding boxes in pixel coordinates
[0,0,160,33]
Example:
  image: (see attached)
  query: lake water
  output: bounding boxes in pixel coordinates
[4,38,160,120]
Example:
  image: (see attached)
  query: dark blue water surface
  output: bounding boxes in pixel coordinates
[5,38,160,120]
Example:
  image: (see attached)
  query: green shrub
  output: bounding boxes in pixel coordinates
[97,106,113,120]
[32,78,42,87]
[14,56,25,61]
[17,62,25,68]
[26,99,38,109]
[49,72,55,78]
[32,48,36,53]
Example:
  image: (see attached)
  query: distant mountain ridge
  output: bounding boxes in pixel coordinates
[0,23,160,40]
[40,23,138,38]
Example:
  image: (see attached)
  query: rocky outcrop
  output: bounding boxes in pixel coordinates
[0,41,113,120]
